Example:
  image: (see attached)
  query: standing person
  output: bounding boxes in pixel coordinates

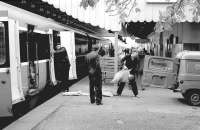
[98,46,105,57]
[137,49,146,90]
[86,49,102,105]
[54,44,71,92]
[116,49,139,97]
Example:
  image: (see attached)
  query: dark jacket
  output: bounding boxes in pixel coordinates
[54,47,70,81]
[54,47,70,67]
[122,54,138,75]
[86,51,101,76]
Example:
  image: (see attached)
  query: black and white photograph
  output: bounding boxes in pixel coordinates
[0,0,200,130]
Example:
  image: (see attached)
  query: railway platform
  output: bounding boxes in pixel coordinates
[4,76,117,130]
[4,76,200,130]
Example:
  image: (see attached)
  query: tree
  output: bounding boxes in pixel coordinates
[80,0,139,23]
[80,0,100,9]
[80,0,200,24]
[156,0,200,33]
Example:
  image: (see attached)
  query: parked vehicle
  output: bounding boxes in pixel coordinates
[173,51,200,106]
[141,56,177,89]
[142,51,200,106]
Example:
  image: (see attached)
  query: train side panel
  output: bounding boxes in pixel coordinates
[0,68,12,116]
[38,60,49,91]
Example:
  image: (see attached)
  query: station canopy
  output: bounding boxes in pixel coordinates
[41,0,121,32]
[41,0,200,32]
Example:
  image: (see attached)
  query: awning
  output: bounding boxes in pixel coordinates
[41,0,121,31]
[41,0,199,33]
[41,0,171,31]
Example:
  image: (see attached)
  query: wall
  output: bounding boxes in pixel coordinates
[172,22,200,44]
[162,22,200,57]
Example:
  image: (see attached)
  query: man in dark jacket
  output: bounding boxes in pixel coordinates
[86,49,102,105]
[54,45,70,92]
[116,51,138,97]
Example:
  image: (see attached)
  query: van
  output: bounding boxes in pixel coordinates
[142,51,200,106]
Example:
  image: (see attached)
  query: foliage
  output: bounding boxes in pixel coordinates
[80,0,100,9]
[80,0,139,23]
[80,0,200,35]
[156,0,200,33]
[105,0,138,22]
[80,0,200,24]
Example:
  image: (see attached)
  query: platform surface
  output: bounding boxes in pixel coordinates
[4,77,200,130]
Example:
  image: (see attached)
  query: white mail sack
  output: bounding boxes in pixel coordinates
[111,69,130,83]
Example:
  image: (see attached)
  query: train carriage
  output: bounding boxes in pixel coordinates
[0,2,71,117]
[0,0,108,117]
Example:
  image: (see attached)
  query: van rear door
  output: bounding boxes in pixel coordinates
[141,56,178,89]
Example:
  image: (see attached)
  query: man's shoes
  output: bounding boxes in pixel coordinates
[134,95,140,98]
[90,100,95,104]
[91,101,95,104]
[96,102,103,105]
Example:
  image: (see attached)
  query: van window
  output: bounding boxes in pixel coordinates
[148,58,173,72]
[186,61,200,74]
[0,22,6,65]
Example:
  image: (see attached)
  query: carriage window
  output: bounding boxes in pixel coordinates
[148,58,173,72]
[20,31,50,62]
[19,31,28,62]
[186,61,200,74]
[0,22,6,65]
[36,33,50,60]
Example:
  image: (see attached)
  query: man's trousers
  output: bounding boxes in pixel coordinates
[117,78,138,96]
[89,73,102,104]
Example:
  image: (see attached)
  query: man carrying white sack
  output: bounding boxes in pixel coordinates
[114,49,139,97]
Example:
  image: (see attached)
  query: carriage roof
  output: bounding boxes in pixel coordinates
[176,51,200,60]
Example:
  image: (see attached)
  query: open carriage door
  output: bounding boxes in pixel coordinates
[0,18,12,116]
[9,20,24,104]
[0,18,25,117]
[141,56,178,89]
[60,31,77,80]
[48,29,56,85]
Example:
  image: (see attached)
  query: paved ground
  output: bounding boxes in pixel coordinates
[5,77,200,130]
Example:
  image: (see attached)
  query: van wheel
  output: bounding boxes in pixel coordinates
[186,90,200,106]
